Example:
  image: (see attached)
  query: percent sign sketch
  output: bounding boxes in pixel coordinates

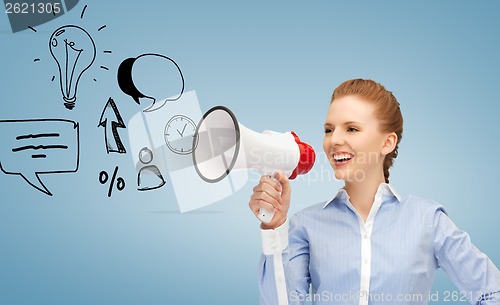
[0,119,80,196]
[99,166,125,197]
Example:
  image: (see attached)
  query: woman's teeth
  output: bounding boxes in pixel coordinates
[333,154,353,162]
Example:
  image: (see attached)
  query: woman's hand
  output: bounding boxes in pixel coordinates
[249,171,291,230]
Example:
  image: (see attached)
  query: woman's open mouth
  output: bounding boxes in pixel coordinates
[333,153,353,167]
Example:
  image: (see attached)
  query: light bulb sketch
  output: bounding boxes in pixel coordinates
[49,25,96,110]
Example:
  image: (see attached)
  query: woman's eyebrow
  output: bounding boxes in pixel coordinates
[324,121,363,127]
[344,121,363,126]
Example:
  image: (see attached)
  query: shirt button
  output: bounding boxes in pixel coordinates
[363,234,368,239]
[364,259,369,264]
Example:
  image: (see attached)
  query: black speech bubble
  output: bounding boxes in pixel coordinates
[116,53,184,111]
[117,57,145,105]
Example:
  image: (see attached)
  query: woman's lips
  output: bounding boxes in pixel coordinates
[332,152,354,167]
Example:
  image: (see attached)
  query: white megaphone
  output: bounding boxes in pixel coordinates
[192,106,316,223]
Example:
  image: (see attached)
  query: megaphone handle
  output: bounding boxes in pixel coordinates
[258,175,281,223]
[258,207,275,223]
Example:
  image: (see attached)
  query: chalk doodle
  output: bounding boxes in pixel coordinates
[98,97,126,154]
[137,147,165,191]
[117,53,184,112]
[49,24,96,110]
[164,115,198,155]
[99,166,125,197]
[0,119,80,196]
[27,5,112,106]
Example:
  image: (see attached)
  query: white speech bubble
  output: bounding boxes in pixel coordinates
[0,119,79,196]
[132,54,184,112]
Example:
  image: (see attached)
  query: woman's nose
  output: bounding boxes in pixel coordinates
[329,129,345,146]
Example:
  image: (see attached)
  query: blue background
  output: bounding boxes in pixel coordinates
[1,1,499,304]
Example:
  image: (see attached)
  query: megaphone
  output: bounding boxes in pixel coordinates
[192,106,316,223]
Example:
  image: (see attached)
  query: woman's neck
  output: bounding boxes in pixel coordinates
[344,172,386,222]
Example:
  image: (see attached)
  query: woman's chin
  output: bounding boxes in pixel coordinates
[334,168,366,183]
[334,169,347,181]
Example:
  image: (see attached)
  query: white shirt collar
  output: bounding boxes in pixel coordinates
[323,183,401,209]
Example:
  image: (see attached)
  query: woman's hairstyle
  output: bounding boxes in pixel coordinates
[331,79,403,183]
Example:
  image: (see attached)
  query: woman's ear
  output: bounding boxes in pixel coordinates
[381,132,397,156]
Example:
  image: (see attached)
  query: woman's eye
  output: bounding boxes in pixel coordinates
[347,127,358,132]
[324,129,332,134]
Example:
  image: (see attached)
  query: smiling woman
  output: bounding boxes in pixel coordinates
[248,79,500,305]
[327,79,403,185]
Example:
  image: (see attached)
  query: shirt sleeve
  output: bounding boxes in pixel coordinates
[258,214,311,305]
[433,207,500,304]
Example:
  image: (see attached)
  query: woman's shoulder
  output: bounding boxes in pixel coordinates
[400,193,448,215]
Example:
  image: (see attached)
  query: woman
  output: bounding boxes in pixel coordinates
[249,79,500,305]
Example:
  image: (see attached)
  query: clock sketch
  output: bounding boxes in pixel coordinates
[164,115,198,155]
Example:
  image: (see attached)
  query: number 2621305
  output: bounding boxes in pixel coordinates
[5,2,61,14]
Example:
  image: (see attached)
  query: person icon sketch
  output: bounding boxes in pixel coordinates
[137,147,165,191]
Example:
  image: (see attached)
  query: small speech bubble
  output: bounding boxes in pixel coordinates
[0,119,79,196]
[117,53,184,112]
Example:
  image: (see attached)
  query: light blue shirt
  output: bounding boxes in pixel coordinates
[259,183,500,305]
